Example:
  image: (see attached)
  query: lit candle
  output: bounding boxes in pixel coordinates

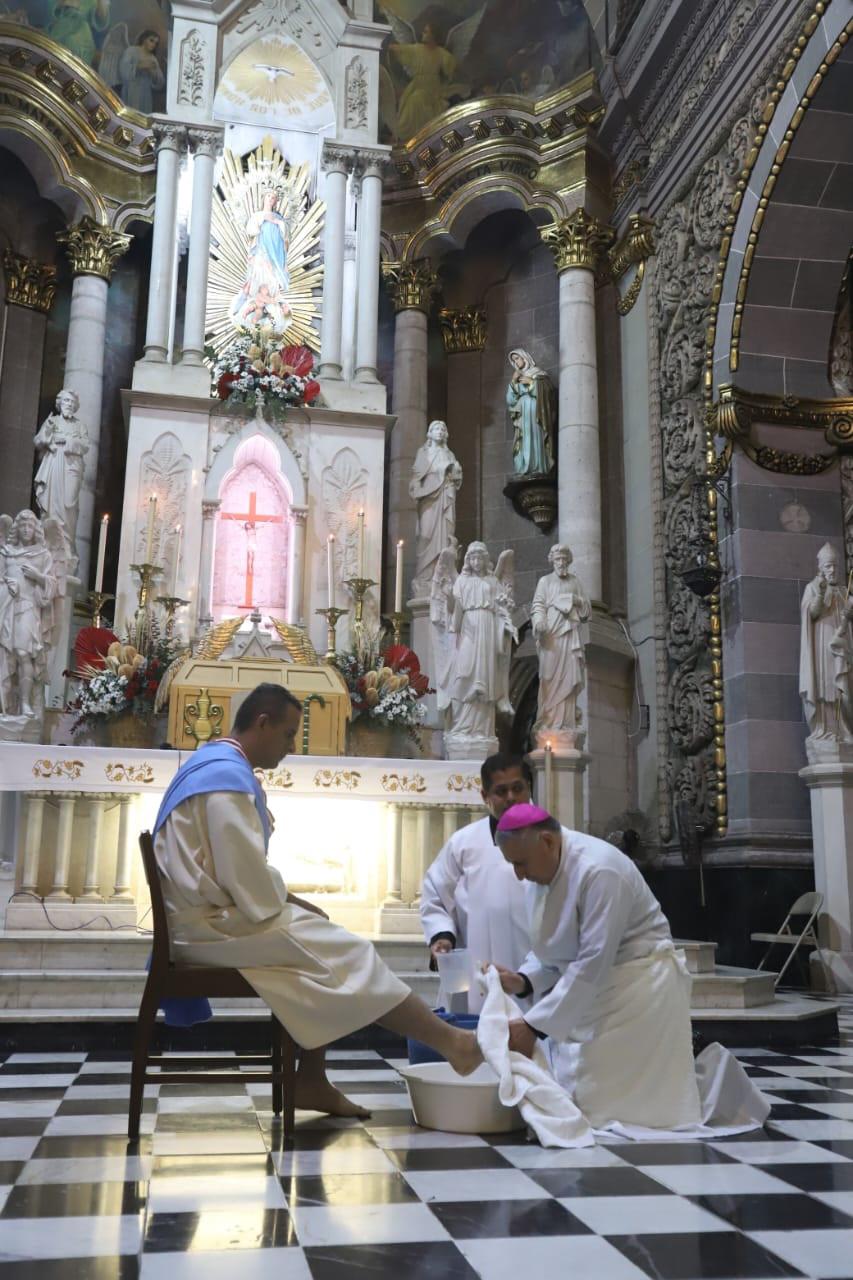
[171,524,182,595]
[327,533,335,610]
[544,740,553,813]
[357,508,365,578]
[94,514,108,594]
[144,494,157,563]
[395,539,404,613]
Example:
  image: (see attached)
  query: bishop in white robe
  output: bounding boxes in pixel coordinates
[420,753,533,1012]
[153,684,481,1114]
[495,804,769,1135]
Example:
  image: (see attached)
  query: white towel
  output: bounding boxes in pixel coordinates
[476,966,594,1148]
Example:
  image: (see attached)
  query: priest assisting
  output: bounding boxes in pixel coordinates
[152,683,482,1116]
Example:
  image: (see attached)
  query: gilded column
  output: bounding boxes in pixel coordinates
[182,126,222,366]
[382,259,440,606]
[319,143,350,380]
[543,209,613,601]
[439,306,487,550]
[354,151,388,383]
[143,122,186,361]
[57,217,132,589]
[0,251,56,518]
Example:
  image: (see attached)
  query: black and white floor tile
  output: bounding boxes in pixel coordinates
[0,998,851,1278]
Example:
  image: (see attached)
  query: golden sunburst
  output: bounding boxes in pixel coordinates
[206,135,324,357]
[219,35,331,116]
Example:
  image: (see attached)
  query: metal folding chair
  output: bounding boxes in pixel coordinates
[751,891,824,987]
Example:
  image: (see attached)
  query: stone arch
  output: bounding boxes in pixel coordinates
[0,124,102,226]
[407,176,564,259]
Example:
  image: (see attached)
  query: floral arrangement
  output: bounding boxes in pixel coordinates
[69,618,180,733]
[210,331,320,412]
[337,640,431,741]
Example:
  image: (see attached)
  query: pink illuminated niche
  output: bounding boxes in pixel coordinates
[212,436,291,622]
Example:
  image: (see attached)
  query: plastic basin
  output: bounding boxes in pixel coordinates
[397,1060,525,1134]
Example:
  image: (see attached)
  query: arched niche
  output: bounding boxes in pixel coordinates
[210,433,295,622]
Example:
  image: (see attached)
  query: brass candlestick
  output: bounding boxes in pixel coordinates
[130,562,163,650]
[343,576,377,625]
[155,595,190,638]
[382,610,407,646]
[83,591,115,630]
[315,606,348,662]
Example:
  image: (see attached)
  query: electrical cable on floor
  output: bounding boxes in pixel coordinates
[6,890,152,934]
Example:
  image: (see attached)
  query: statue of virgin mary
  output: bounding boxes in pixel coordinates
[231,186,293,334]
[506,348,556,477]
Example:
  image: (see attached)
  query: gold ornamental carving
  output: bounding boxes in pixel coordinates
[104,762,155,784]
[711,384,853,464]
[314,768,361,791]
[542,209,614,274]
[445,773,481,794]
[381,772,427,794]
[439,306,487,354]
[57,217,132,282]
[382,259,440,313]
[32,759,84,781]
[183,688,224,745]
[608,214,655,316]
[2,251,57,313]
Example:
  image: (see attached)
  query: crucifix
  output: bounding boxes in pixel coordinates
[219,490,283,608]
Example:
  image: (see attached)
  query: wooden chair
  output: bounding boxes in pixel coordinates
[129,831,297,1142]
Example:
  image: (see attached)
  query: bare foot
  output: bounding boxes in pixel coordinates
[446,1029,483,1077]
[294,1078,372,1119]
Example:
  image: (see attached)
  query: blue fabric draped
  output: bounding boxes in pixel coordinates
[151,741,270,1027]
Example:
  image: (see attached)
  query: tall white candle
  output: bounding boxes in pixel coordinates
[544,740,553,814]
[171,524,182,595]
[357,509,365,578]
[144,494,157,563]
[395,539,404,613]
[94,514,109,593]
[327,534,335,609]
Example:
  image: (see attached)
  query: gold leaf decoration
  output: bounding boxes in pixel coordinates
[269,618,319,664]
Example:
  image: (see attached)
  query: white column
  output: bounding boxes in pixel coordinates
[412,805,430,905]
[801,753,853,989]
[319,146,349,379]
[288,507,308,625]
[58,218,131,588]
[341,231,358,381]
[47,794,77,901]
[143,122,185,361]
[79,795,106,902]
[442,805,458,845]
[544,210,612,603]
[354,154,386,383]
[197,499,220,633]
[111,794,135,903]
[182,127,221,365]
[20,793,48,894]
[384,261,436,603]
[383,803,403,905]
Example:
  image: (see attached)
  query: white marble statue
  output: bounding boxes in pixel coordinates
[800,541,853,751]
[431,540,516,758]
[33,388,90,568]
[409,420,463,598]
[531,543,591,749]
[0,510,64,726]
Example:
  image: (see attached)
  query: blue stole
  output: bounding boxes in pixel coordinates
[151,741,270,1027]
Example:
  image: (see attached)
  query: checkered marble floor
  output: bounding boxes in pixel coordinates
[0,999,851,1279]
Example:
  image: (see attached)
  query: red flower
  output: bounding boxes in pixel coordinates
[217,370,239,400]
[304,378,321,404]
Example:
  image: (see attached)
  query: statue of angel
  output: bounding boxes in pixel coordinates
[378,4,486,139]
[431,540,516,754]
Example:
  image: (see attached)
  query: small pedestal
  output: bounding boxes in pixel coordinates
[530,743,588,830]
[800,741,853,993]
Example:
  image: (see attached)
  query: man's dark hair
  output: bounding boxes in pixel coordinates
[481,752,534,793]
[233,683,302,731]
[495,814,561,844]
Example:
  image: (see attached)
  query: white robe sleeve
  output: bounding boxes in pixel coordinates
[518,949,561,998]
[525,868,636,1042]
[419,835,463,943]
[204,792,289,925]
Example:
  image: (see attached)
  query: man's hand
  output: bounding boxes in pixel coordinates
[507,1018,537,1059]
[430,938,453,961]
[494,964,527,996]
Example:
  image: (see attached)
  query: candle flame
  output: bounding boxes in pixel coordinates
[397,539,404,547]
[328,533,335,542]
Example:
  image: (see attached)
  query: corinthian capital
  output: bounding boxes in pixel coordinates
[439,306,487,354]
[382,259,440,313]
[57,217,132,282]
[543,209,614,273]
[188,126,223,159]
[152,121,186,155]
[2,251,57,313]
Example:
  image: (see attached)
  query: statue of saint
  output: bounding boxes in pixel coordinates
[531,543,591,748]
[0,511,61,719]
[506,348,556,477]
[409,420,463,598]
[33,388,90,567]
[431,541,515,755]
[799,542,853,747]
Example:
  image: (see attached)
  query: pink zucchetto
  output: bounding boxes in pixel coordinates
[497,802,552,833]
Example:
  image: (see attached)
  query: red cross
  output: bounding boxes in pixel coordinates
[219,491,283,608]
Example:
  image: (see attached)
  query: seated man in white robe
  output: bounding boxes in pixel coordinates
[153,683,481,1117]
[419,753,533,1011]
[493,804,768,1134]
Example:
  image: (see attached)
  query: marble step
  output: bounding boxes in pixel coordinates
[690,965,777,1009]
[674,939,717,974]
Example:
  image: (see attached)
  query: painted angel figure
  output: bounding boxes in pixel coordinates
[378,4,486,139]
[99,25,165,112]
[432,540,516,753]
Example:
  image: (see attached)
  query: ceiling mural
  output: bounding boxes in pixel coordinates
[216,33,335,131]
[375,0,597,143]
[1,0,169,113]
